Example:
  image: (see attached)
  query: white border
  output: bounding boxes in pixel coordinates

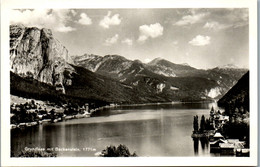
[1,0,258,166]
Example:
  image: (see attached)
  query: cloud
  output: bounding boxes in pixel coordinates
[229,9,248,28]
[78,13,92,25]
[189,35,211,46]
[10,9,76,32]
[121,38,133,46]
[104,34,119,46]
[175,12,208,26]
[137,23,163,43]
[99,11,121,29]
[203,9,248,29]
[137,35,148,42]
[203,21,230,30]
[56,26,76,33]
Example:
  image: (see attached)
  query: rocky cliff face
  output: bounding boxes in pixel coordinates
[10,24,74,93]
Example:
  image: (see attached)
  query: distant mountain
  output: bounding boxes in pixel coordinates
[147,58,197,77]
[72,55,219,102]
[218,71,249,115]
[10,25,248,104]
[73,54,247,99]
[72,54,133,79]
[216,64,239,69]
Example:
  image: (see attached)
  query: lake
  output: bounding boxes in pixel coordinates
[11,102,219,157]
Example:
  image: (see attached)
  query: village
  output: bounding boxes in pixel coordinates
[192,107,249,156]
[10,98,117,129]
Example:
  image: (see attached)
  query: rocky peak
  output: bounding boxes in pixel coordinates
[148,57,163,65]
[10,24,25,50]
[10,24,74,94]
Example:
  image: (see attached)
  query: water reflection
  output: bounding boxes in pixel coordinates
[92,102,219,117]
[193,138,199,155]
[200,138,207,151]
[193,137,209,155]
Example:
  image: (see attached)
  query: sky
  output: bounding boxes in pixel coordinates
[10,8,249,69]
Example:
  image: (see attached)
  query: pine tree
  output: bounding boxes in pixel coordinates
[193,115,199,132]
[200,115,206,132]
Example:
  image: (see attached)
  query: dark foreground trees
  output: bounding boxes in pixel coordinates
[17,150,57,157]
[101,144,137,157]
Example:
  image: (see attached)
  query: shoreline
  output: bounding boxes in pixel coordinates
[115,100,217,107]
[10,99,218,130]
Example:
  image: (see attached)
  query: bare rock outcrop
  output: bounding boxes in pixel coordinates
[10,24,74,93]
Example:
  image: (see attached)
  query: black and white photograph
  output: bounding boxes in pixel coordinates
[1,0,258,166]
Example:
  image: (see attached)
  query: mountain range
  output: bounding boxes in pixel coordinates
[10,24,248,104]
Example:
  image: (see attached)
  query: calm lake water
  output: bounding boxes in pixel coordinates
[11,102,219,157]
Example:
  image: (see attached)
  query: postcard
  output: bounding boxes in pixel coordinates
[1,0,257,166]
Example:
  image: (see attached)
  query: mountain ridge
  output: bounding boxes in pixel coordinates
[10,24,248,104]
[218,71,249,115]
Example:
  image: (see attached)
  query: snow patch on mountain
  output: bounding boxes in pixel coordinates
[152,65,177,77]
[93,61,104,72]
[156,83,166,93]
[206,87,222,98]
[170,86,179,90]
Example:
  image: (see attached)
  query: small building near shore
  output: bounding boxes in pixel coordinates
[227,139,245,149]
[210,139,227,152]
[219,143,235,155]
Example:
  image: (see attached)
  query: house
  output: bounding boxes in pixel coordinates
[210,139,227,152]
[219,143,235,155]
[213,132,224,140]
[227,139,245,149]
[236,148,250,156]
[210,132,226,152]
[218,115,229,124]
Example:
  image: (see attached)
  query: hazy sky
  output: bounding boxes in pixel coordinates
[10,8,249,69]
